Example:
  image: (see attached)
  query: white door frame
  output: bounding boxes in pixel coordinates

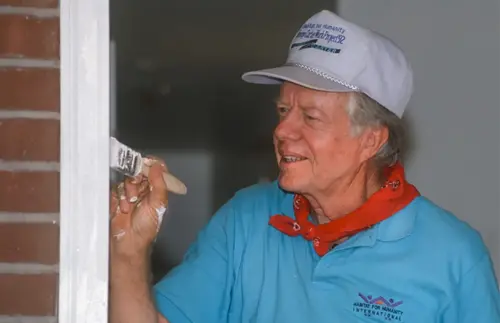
[58,0,110,321]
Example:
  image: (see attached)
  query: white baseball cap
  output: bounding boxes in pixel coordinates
[242,10,413,118]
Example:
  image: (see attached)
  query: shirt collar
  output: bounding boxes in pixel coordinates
[278,186,419,244]
[374,197,419,242]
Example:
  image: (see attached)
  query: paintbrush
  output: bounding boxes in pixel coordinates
[109,137,187,195]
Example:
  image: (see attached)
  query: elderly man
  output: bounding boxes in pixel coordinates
[109,10,500,323]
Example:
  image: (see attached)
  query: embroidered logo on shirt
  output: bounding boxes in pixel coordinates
[352,293,404,321]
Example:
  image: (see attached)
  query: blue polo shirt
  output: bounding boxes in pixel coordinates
[154,181,500,322]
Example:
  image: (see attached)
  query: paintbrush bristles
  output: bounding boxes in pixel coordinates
[110,137,143,177]
[109,137,188,195]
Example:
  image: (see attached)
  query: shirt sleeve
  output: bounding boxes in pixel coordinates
[441,252,500,322]
[153,199,236,323]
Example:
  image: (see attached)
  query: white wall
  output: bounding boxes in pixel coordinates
[338,0,500,276]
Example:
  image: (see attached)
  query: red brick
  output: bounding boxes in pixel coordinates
[0,171,59,213]
[0,0,58,7]
[0,119,59,161]
[0,223,59,264]
[0,68,59,111]
[0,15,59,59]
[0,274,57,315]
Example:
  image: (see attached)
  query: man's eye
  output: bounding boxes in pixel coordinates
[277,106,288,116]
[304,113,318,121]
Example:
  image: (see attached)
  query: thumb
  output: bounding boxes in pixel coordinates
[147,162,168,209]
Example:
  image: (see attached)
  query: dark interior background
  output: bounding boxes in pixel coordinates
[110,0,337,281]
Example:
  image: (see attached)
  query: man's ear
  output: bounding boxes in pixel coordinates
[360,126,389,162]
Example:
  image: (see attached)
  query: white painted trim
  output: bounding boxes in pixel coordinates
[0,316,57,323]
[110,40,117,137]
[58,0,110,322]
[110,40,119,183]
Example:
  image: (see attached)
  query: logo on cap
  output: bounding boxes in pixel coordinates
[291,39,341,54]
[291,22,346,54]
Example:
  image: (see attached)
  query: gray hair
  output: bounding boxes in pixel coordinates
[346,92,407,169]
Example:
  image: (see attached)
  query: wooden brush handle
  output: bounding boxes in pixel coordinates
[141,166,187,195]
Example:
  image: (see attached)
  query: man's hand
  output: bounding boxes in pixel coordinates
[110,157,169,260]
[109,157,174,323]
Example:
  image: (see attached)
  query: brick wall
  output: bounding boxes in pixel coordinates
[0,1,60,322]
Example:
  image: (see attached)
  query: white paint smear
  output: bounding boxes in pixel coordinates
[113,230,125,240]
[155,205,167,232]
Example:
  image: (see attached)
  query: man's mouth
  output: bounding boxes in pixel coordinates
[281,155,307,163]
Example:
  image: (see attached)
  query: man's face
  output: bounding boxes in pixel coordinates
[273,82,371,196]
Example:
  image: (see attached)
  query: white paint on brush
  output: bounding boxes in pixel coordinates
[110,137,143,177]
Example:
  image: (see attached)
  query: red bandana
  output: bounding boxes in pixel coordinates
[269,162,420,256]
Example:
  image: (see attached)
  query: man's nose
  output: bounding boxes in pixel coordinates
[274,111,301,141]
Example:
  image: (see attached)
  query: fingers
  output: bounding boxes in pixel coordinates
[144,156,169,173]
[147,162,168,209]
[143,156,186,195]
[116,182,130,214]
[110,183,131,240]
[111,205,130,241]
[124,175,142,203]
[143,156,168,206]
[110,159,169,245]
[114,174,144,214]
[110,186,119,218]
[137,179,150,201]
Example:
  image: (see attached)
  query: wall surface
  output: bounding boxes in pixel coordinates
[0,1,60,322]
[338,0,500,275]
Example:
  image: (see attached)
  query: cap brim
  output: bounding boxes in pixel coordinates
[242,65,353,93]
